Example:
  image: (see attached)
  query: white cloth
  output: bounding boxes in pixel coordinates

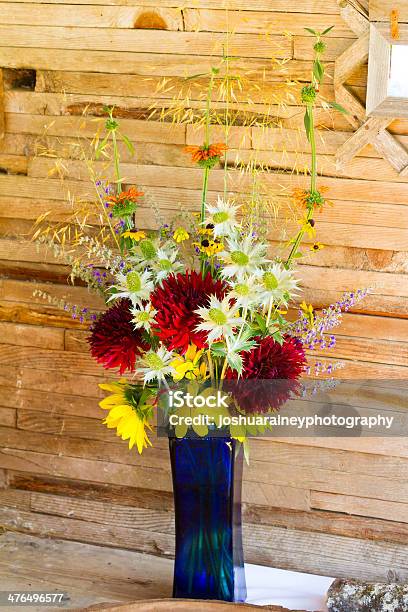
[245,564,334,611]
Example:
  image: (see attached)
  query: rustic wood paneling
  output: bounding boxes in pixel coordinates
[0,0,407,581]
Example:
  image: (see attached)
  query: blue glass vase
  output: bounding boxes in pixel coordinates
[169,436,246,602]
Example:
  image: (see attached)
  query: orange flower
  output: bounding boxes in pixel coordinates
[107,186,144,218]
[292,188,310,208]
[292,186,330,210]
[107,186,144,204]
[184,143,228,166]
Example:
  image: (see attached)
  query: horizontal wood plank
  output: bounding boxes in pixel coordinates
[0,4,184,29]
[179,9,355,37]
[311,491,408,524]
[0,321,64,349]
[0,26,292,58]
[0,0,341,10]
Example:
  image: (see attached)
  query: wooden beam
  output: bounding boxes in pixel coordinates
[336,117,391,167]
[0,69,4,142]
[337,0,369,36]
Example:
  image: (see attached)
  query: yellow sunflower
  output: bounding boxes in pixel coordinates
[99,379,155,454]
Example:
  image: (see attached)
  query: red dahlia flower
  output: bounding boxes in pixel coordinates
[226,336,306,413]
[151,270,226,353]
[88,299,149,374]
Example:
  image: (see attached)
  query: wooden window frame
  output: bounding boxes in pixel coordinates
[367,23,408,118]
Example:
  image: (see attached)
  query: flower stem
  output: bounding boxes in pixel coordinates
[207,349,215,386]
[220,357,228,381]
[286,102,316,267]
[201,165,210,225]
[204,70,215,148]
[111,130,122,195]
[266,298,274,327]
[237,305,248,341]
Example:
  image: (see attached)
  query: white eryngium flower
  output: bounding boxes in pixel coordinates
[131,303,157,332]
[131,237,158,269]
[227,275,261,309]
[206,197,240,237]
[258,263,300,307]
[151,247,184,285]
[194,295,245,344]
[219,234,269,280]
[108,269,154,307]
[136,347,175,385]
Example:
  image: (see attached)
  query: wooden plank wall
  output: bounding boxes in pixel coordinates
[0,0,408,581]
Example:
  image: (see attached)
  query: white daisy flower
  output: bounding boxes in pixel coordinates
[151,247,184,285]
[258,263,300,307]
[136,346,175,385]
[227,275,261,309]
[194,295,245,344]
[131,303,157,332]
[107,270,154,307]
[206,197,240,238]
[219,235,269,280]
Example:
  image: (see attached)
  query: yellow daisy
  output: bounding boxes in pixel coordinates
[121,230,146,242]
[99,379,154,454]
[299,300,315,325]
[310,242,324,251]
[173,227,190,243]
[171,344,207,381]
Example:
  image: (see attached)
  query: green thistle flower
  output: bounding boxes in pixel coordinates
[305,189,325,209]
[139,239,157,260]
[112,200,138,218]
[197,156,221,169]
[314,40,326,54]
[301,84,317,105]
[105,118,119,131]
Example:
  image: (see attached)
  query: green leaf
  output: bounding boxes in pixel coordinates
[293,251,303,259]
[304,27,317,35]
[328,100,349,115]
[230,423,246,439]
[304,109,312,142]
[192,421,209,437]
[95,133,109,160]
[321,25,334,35]
[313,59,324,83]
[243,439,250,464]
[246,423,258,436]
[254,313,267,335]
[272,331,285,345]
[120,132,135,156]
[227,352,243,375]
[184,72,209,81]
[210,342,226,358]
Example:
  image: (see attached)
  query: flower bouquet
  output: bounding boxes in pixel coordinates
[32,30,368,603]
